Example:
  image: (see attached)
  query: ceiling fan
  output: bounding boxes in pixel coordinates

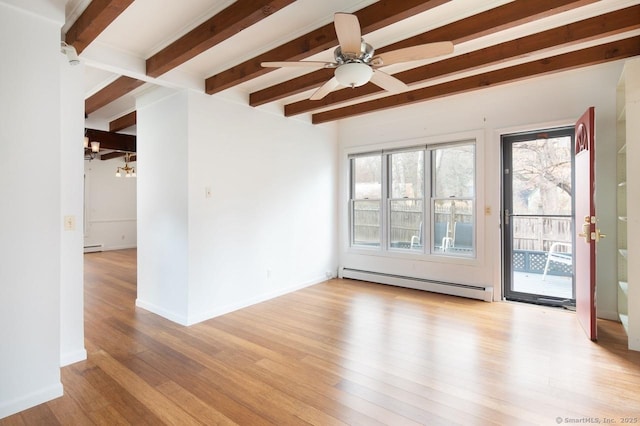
[261,13,454,100]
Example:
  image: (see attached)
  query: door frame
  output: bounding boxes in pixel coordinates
[501,126,576,306]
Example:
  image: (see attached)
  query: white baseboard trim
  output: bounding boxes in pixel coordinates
[0,382,63,420]
[341,267,493,302]
[136,275,328,327]
[186,275,327,326]
[60,348,87,367]
[135,299,189,326]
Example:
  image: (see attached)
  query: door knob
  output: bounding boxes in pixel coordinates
[578,217,591,243]
[591,229,606,243]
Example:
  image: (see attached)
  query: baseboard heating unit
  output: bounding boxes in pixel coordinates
[83,244,103,253]
[339,268,493,302]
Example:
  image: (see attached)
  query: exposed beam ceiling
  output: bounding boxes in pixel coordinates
[311,36,640,124]
[85,76,145,115]
[86,128,136,152]
[69,0,640,125]
[250,0,598,107]
[146,0,296,78]
[109,111,137,132]
[99,152,137,161]
[65,0,134,54]
[99,151,126,160]
[204,0,451,94]
[285,5,640,116]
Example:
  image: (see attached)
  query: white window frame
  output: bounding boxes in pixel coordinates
[346,135,480,260]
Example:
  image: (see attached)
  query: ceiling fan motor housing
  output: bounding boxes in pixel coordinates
[334,40,375,64]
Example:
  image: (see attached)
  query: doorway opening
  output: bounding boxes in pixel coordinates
[502,127,575,307]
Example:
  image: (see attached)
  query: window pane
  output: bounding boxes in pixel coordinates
[433,144,475,198]
[352,200,381,247]
[353,155,381,200]
[389,199,423,250]
[390,151,424,199]
[433,199,474,255]
[511,136,572,215]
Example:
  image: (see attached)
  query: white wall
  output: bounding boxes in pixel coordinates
[186,92,338,323]
[84,157,137,251]
[60,56,86,366]
[338,60,624,318]
[136,89,190,323]
[0,0,65,418]
[136,88,338,325]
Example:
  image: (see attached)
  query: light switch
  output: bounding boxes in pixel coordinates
[64,215,75,231]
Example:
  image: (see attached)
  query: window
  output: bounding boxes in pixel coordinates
[389,150,424,251]
[350,154,382,247]
[431,144,475,255]
[349,141,476,257]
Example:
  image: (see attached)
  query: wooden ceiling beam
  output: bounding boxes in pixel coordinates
[311,36,640,124]
[65,0,134,54]
[109,111,137,132]
[205,0,450,95]
[285,5,640,116]
[86,128,136,152]
[250,0,596,107]
[99,152,136,161]
[146,0,296,78]
[99,151,127,161]
[85,76,145,115]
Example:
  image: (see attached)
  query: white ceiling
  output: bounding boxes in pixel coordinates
[64,0,640,125]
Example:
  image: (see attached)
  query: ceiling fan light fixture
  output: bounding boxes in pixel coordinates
[335,62,372,88]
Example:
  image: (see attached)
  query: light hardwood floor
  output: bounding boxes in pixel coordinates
[3,248,640,425]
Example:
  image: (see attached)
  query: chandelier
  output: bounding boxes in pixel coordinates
[115,153,136,177]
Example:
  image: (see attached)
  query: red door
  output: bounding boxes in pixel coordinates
[575,107,599,341]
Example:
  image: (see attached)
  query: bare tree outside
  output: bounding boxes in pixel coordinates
[512,137,572,216]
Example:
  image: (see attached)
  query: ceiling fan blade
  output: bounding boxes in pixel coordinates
[370,70,408,93]
[310,77,340,100]
[261,61,334,68]
[372,41,454,67]
[334,13,361,55]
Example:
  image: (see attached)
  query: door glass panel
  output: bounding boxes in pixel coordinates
[503,130,575,304]
[511,139,572,216]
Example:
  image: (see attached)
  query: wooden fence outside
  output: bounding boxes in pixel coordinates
[353,202,572,254]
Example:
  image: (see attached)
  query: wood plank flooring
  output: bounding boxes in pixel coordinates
[3,248,640,425]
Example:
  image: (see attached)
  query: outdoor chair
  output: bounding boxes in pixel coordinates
[452,222,473,251]
[542,242,572,281]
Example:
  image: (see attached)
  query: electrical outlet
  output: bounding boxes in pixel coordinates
[485,206,492,215]
[205,186,212,198]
